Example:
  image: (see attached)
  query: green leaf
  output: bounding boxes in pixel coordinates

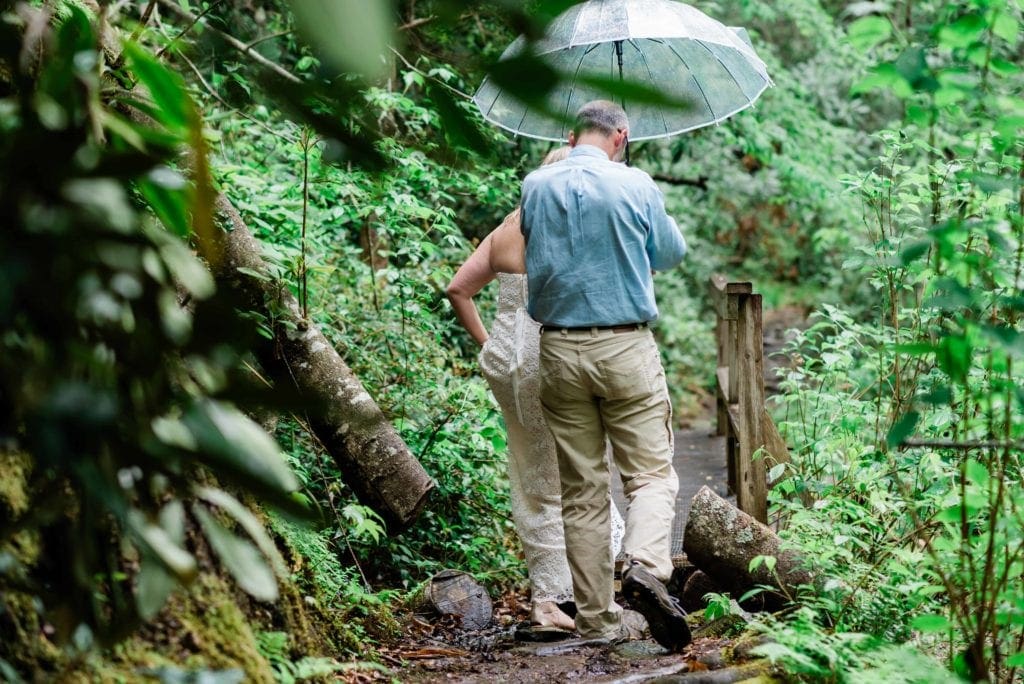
[912,613,950,633]
[847,16,892,50]
[123,42,193,133]
[195,487,288,578]
[193,505,279,602]
[992,13,1020,43]
[900,239,930,265]
[936,335,972,383]
[1007,652,1024,667]
[137,554,176,620]
[964,458,989,488]
[887,411,920,447]
[938,14,987,49]
[126,509,197,581]
[290,0,396,82]
[183,399,299,494]
[851,63,913,98]
[139,179,190,239]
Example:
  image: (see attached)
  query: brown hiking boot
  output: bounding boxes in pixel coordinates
[622,561,692,652]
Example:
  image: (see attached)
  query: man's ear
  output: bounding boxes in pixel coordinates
[568,131,577,147]
[615,129,628,150]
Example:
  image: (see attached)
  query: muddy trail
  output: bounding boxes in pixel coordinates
[372,586,777,684]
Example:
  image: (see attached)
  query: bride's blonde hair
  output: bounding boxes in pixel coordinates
[541,146,570,166]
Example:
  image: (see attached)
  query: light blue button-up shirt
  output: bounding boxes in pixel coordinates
[521,145,686,327]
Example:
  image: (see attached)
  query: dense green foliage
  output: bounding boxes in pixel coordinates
[0,0,1022,681]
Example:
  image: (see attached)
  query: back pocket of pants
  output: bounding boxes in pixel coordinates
[597,355,652,399]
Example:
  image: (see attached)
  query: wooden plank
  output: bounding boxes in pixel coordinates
[710,275,728,319]
[716,366,730,402]
[710,276,752,320]
[715,321,729,436]
[762,410,790,487]
[735,294,767,523]
[727,404,738,494]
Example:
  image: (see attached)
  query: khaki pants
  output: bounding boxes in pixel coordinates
[539,327,678,639]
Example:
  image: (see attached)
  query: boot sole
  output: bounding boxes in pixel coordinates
[623,572,692,652]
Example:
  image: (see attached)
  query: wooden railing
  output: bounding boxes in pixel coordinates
[710,275,790,524]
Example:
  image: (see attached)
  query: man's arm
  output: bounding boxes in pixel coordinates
[645,183,686,271]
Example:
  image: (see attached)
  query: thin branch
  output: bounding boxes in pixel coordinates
[389,46,471,100]
[652,172,709,190]
[154,0,301,84]
[154,0,225,58]
[900,438,1024,450]
[174,48,298,144]
[399,16,435,31]
[244,30,294,50]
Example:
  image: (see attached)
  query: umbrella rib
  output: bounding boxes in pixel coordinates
[560,43,602,138]
[630,39,670,137]
[694,39,748,98]
[663,41,717,121]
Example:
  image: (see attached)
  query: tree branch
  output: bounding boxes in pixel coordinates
[153,0,301,84]
[652,172,709,190]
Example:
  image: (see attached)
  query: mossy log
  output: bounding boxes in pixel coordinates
[213,195,434,530]
[683,486,813,611]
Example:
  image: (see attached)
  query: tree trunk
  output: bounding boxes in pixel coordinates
[683,486,812,610]
[213,195,434,531]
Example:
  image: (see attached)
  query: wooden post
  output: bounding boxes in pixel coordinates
[715,316,728,437]
[736,294,767,523]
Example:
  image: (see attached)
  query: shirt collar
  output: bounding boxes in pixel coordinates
[569,144,610,160]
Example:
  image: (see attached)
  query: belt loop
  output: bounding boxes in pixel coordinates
[559,328,568,338]
[590,326,598,338]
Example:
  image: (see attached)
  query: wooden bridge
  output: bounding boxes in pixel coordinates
[612,275,791,559]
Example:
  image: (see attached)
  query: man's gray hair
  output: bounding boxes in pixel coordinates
[573,100,629,137]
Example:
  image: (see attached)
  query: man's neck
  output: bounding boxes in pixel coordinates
[574,132,616,159]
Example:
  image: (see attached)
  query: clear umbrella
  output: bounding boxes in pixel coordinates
[474,0,773,142]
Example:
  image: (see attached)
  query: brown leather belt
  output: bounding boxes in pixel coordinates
[539,322,649,334]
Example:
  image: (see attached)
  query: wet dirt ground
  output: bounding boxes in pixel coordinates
[375,592,763,684]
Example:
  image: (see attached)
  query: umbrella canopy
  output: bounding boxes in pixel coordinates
[474,0,773,142]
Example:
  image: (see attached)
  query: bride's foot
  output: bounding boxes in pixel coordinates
[530,601,576,631]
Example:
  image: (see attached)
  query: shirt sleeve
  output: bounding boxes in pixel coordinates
[644,181,686,271]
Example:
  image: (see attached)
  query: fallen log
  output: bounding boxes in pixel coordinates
[214,195,434,530]
[683,486,813,610]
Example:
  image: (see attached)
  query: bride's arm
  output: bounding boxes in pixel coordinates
[488,208,526,274]
[447,233,496,346]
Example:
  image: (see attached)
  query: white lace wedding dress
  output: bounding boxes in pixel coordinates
[479,272,625,604]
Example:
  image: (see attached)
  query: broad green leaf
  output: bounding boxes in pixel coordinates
[964,458,989,488]
[137,554,176,620]
[157,238,215,298]
[126,509,197,581]
[886,411,919,447]
[851,63,913,98]
[1007,652,1024,667]
[123,42,192,133]
[938,14,987,50]
[912,613,950,632]
[196,486,288,577]
[936,335,972,383]
[992,13,1020,43]
[193,505,279,602]
[290,0,396,82]
[183,399,299,494]
[139,179,190,239]
[847,16,892,50]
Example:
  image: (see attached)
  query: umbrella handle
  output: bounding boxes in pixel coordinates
[614,40,630,167]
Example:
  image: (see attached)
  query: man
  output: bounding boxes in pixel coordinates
[521,100,690,651]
